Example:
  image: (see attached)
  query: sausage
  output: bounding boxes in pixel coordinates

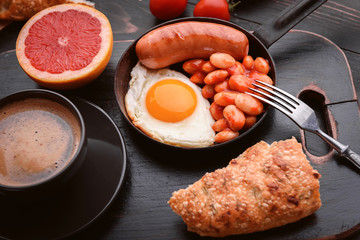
[135,21,249,69]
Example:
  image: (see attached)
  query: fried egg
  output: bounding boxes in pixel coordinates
[125,62,215,147]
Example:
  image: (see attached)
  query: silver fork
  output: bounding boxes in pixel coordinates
[247,80,360,169]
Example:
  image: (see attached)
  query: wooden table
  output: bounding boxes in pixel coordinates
[1,0,360,239]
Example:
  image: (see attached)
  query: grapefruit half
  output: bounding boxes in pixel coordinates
[16,4,113,90]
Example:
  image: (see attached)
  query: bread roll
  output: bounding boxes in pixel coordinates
[168,138,321,237]
[0,0,94,20]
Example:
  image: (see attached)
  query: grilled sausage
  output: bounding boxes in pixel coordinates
[135,21,249,69]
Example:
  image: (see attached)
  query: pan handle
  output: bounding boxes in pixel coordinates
[252,0,327,48]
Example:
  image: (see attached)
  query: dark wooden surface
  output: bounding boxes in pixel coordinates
[1,0,360,239]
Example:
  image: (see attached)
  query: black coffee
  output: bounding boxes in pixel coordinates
[0,98,81,186]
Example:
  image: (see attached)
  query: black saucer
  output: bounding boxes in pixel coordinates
[0,98,127,240]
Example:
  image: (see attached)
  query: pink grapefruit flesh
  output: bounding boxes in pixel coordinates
[16,4,113,90]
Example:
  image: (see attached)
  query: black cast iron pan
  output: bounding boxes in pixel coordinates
[114,0,327,150]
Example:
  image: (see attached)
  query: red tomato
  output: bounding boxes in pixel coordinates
[150,0,188,20]
[193,0,230,21]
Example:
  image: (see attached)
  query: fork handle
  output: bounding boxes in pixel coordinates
[317,129,360,169]
[342,148,360,169]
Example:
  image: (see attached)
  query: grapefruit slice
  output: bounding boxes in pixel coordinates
[16,4,113,90]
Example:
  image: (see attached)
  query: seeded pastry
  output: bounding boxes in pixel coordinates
[0,0,94,20]
[168,138,321,237]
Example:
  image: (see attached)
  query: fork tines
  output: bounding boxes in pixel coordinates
[246,80,300,115]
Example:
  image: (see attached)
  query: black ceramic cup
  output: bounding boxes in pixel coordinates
[0,89,87,203]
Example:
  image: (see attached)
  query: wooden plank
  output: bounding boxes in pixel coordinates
[269,29,356,103]
[0,0,360,239]
[0,20,12,31]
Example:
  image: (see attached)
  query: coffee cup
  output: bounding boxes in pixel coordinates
[0,89,87,202]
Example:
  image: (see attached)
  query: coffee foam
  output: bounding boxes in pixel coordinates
[0,98,81,186]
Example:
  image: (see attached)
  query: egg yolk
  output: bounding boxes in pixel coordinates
[146,79,197,122]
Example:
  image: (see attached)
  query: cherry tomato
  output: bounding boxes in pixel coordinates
[193,0,230,21]
[150,0,188,20]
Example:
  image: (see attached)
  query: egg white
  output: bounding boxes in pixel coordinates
[125,62,215,148]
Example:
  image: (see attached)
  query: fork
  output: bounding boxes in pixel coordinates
[246,80,360,170]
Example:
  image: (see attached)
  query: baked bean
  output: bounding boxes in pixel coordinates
[204,70,229,85]
[214,129,239,143]
[210,53,236,69]
[242,55,254,70]
[249,72,274,85]
[190,71,206,84]
[248,72,274,96]
[235,93,264,115]
[223,105,245,131]
[201,61,218,73]
[249,72,273,86]
[227,61,245,76]
[244,115,257,129]
[202,84,216,99]
[212,118,229,132]
[210,102,224,120]
[214,91,238,106]
[254,57,270,75]
[183,59,205,74]
[214,80,230,92]
[228,75,254,93]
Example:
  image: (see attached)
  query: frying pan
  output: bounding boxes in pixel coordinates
[114,0,327,149]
